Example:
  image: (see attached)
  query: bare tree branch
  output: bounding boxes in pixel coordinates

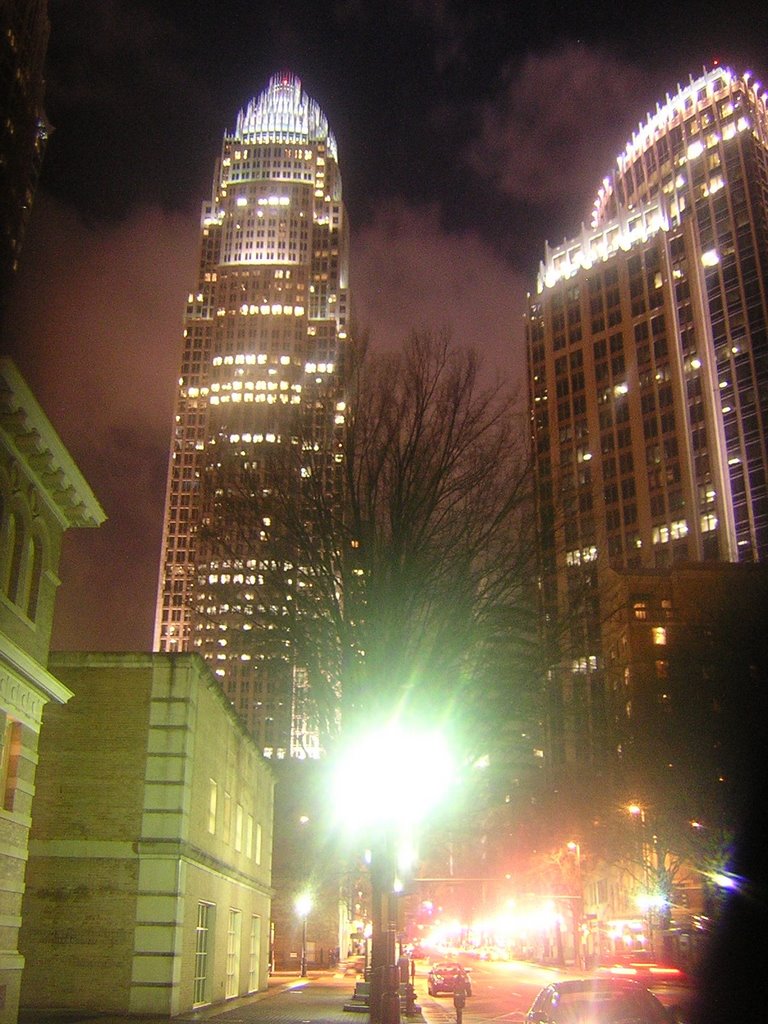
[195,328,540,764]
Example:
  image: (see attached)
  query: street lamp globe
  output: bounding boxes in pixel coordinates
[330,722,457,1024]
[295,893,313,919]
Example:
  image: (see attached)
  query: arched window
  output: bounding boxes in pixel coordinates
[7,511,30,608]
[26,530,44,620]
[2,503,40,615]
[3,510,19,598]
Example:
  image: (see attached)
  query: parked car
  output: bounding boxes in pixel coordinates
[524,978,684,1023]
[427,962,472,997]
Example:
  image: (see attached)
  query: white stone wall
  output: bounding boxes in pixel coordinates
[19,653,274,1017]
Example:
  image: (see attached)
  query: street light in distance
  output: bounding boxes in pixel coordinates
[295,892,313,977]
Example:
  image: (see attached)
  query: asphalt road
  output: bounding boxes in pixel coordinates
[17,958,699,1024]
[413,955,696,1023]
[414,956,567,1023]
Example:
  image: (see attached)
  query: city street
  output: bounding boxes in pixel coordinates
[170,963,561,1024]
[40,955,695,1024]
[415,957,562,1022]
[412,956,696,1024]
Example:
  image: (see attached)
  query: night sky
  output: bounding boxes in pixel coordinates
[2,0,767,652]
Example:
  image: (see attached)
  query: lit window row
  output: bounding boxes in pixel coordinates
[228,432,277,444]
[539,200,669,290]
[213,353,261,366]
[210,379,297,393]
[571,655,599,674]
[209,393,300,406]
[652,519,688,544]
[565,545,598,565]
[238,303,305,316]
[255,195,290,207]
[207,572,259,585]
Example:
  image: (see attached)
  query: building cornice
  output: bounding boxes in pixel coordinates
[0,358,105,529]
[0,629,74,709]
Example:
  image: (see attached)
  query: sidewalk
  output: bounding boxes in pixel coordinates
[19,968,430,1024]
[182,971,367,1024]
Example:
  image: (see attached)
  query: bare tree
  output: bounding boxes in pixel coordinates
[338,330,537,737]
[196,329,539,762]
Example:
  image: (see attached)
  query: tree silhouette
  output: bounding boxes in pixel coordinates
[196,329,540,769]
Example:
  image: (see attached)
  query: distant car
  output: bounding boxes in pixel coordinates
[480,944,509,961]
[427,962,472,997]
[597,951,691,986]
[524,978,681,1023]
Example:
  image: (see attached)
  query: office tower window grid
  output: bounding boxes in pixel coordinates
[154,73,349,758]
[527,66,768,770]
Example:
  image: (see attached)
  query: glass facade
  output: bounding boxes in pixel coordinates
[527,66,768,771]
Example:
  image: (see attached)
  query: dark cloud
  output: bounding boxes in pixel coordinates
[43,0,218,219]
[3,193,198,649]
[353,200,527,383]
[468,46,647,213]
[46,0,189,108]
[48,423,170,652]
[4,193,196,439]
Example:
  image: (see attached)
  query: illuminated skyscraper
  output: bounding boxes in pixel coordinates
[154,73,350,757]
[527,66,768,776]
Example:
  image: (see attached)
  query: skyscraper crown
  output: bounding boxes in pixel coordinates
[591,65,767,228]
[234,71,338,160]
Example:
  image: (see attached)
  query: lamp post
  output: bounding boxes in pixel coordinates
[295,893,312,977]
[626,803,653,952]
[566,841,584,969]
[332,724,455,1024]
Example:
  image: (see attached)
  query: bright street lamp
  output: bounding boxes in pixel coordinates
[627,802,645,823]
[625,802,654,952]
[295,893,312,977]
[331,723,456,1024]
[566,840,581,863]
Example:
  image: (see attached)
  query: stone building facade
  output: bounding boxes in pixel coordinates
[0,357,104,1024]
[19,652,274,1016]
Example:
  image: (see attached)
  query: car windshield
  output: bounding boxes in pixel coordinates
[550,988,667,1023]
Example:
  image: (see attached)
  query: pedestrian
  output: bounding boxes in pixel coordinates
[398,952,410,983]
